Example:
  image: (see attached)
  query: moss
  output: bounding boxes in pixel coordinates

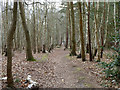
[14,78,20,83]
[27,57,36,61]
[66,54,75,60]
[76,67,82,71]
[84,83,92,87]
[78,77,85,81]
[96,60,101,62]
[66,55,72,60]
[69,52,77,56]
[37,54,48,62]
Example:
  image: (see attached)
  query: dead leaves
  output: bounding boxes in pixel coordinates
[2,51,56,88]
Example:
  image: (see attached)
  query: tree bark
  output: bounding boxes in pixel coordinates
[43,3,48,53]
[7,2,17,87]
[65,3,69,49]
[78,2,86,61]
[94,2,101,61]
[100,2,106,58]
[88,2,92,61]
[33,2,36,54]
[68,2,72,49]
[117,1,120,79]
[70,2,76,56]
[104,1,109,47]
[19,2,34,61]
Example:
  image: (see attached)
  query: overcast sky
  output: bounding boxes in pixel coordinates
[1,0,120,3]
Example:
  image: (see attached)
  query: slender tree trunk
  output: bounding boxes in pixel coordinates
[7,2,17,87]
[6,1,8,44]
[68,2,72,49]
[38,5,42,52]
[100,2,106,58]
[83,2,86,51]
[65,3,69,49]
[19,2,35,61]
[94,2,101,61]
[70,2,76,56]
[33,2,36,54]
[43,4,47,53]
[88,2,92,61]
[119,2,120,36]
[104,1,109,46]
[47,23,50,51]
[78,2,86,61]
[117,1,120,79]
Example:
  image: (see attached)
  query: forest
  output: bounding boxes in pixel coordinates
[0,0,120,89]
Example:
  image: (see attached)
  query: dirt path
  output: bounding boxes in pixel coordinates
[49,47,101,88]
[1,47,102,88]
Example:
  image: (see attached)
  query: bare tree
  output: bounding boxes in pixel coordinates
[67,2,72,49]
[101,2,106,58]
[19,2,35,61]
[70,2,76,56]
[94,2,101,61]
[88,2,92,61]
[65,3,69,49]
[33,2,36,54]
[7,1,17,87]
[78,2,86,61]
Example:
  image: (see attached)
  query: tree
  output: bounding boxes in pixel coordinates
[88,2,92,61]
[42,1,48,53]
[37,4,42,53]
[70,2,76,56]
[68,2,72,49]
[94,2,101,61]
[78,2,86,61]
[104,1,109,47]
[117,1,120,79]
[100,2,106,58]
[65,3,69,49]
[7,1,17,87]
[33,2,36,54]
[19,2,35,61]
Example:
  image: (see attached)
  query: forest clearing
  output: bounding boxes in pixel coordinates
[0,0,120,89]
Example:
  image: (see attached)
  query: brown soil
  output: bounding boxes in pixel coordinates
[1,47,103,88]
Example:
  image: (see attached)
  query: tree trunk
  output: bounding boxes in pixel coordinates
[88,2,92,61]
[117,1,120,79]
[104,1,109,47]
[94,2,101,61]
[70,2,76,56]
[7,2,17,87]
[65,3,69,49]
[78,2,86,61]
[68,2,72,49]
[33,2,36,54]
[43,4,47,53]
[100,2,106,58]
[19,2,35,61]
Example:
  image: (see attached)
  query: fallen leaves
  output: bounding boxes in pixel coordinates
[2,51,56,88]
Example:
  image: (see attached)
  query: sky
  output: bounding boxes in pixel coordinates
[1,0,120,2]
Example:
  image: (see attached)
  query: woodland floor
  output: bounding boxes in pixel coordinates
[0,47,116,88]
